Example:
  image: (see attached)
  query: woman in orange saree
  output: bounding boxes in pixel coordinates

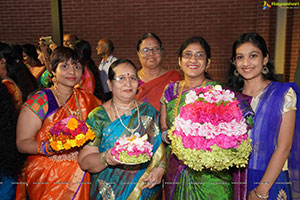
[135,33,181,111]
[16,47,101,200]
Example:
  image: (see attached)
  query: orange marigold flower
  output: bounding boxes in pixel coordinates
[64,142,72,150]
[66,118,78,130]
[76,139,86,147]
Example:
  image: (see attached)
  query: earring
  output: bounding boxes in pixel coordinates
[262,66,269,75]
[234,69,239,77]
[205,66,209,72]
[205,60,210,72]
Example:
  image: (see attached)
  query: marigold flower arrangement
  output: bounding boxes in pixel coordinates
[111,133,153,164]
[47,116,95,151]
[168,85,252,171]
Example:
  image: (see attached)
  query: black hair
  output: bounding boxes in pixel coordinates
[227,32,277,92]
[0,42,14,65]
[22,43,39,62]
[136,32,163,51]
[50,46,84,73]
[108,59,138,81]
[0,80,27,180]
[1,42,39,102]
[73,40,105,101]
[178,36,211,79]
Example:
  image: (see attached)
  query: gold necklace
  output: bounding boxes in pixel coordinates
[53,85,83,120]
[173,79,207,119]
[112,100,140,135]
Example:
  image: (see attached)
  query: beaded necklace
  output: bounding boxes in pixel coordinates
[114,102,135,117]
[112,100,140,135]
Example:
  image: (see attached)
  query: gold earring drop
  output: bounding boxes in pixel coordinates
[234,69,239,77]
[262,66,269,75]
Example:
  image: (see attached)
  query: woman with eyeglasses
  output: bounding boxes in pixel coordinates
[160,36,233,199]
[78,59,166,199]
[135,33,181,111]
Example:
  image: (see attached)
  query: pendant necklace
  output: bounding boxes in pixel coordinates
[112,100,140,135]
[53,85,83,120]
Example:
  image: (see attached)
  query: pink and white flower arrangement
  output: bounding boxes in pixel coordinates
[111,133,153,164]
[168,85,252,171]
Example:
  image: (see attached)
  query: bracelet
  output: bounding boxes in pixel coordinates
[42,141,48,155]
[37,141,44,154]
[44,142,54,155]
[161,130,170,144]
[101,151,109,166]
[37,141,54,156]
[254,188,269,199]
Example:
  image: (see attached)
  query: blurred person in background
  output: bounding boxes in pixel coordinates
[22,43,45,80]
[0,80,27,200]
[73,39,105,101]
[96,38,117,101]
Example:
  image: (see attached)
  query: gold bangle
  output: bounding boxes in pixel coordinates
[101,151,109,166]
[162,130,170,144]
[254,188,269,199]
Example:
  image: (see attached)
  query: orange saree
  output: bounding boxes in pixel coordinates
[1,79,22,112]
[15,88,101,200]
[136,70,181,111]
[29,65,46,79]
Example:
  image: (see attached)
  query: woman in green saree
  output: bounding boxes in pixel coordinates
[79,59,166,200]
[160,37,233,199]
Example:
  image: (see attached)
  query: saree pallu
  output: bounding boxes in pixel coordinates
[161,81,233,200]
[231,92,254,200]
[248,82,300,200]
[86,102,164,200]
[75,67,95,94]
[38,69,52,89]
[15,88,101,200]
[29,65,46,79]
[1,79,22,112]
[136,70,181,111]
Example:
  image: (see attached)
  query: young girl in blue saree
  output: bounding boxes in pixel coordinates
[228,32,300,200]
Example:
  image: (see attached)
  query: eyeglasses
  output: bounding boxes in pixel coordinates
[113,75,138,83]
[182,51,206,60]
[139,47,162,56]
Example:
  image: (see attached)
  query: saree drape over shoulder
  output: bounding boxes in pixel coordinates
[136,70,181,111]
[161,81,234,200]
[1,79,22,112]
[248,82,300,200]
[15,88,101,200]
[86,102,164,200]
